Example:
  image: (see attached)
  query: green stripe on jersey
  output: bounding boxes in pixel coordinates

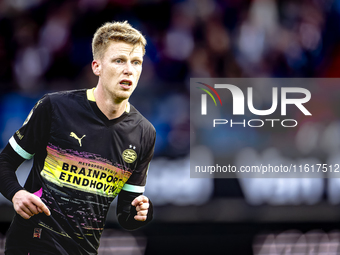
[9,136,34,160]
[122,184,145,193]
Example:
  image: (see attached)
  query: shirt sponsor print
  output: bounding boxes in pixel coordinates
[41,144,133,198]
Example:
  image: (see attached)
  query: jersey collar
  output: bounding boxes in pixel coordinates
[86,88,130,113]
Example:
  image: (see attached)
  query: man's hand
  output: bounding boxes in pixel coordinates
[12,190,51,219]
[131,195,149,221]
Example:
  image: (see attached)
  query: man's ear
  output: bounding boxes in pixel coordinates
[92,60,101,76]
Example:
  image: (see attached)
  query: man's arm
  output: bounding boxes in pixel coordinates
[0,143,26,200]
[116,190,153,230]
[0,96,52,219]
[0,143,50,219]
[0,143,51,219]
[116,120,156,230]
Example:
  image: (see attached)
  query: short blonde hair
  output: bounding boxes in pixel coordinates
[92,21,146,60]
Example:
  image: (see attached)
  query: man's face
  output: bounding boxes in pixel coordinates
[93,41,143,101]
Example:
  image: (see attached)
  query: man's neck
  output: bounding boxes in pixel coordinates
[93,86,128,120]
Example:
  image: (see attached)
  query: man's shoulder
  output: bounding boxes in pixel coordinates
[45,89,88,109]
[129,104,155,133]
[47,88,87,101]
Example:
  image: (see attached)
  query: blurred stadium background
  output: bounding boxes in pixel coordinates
[1,0,340,254]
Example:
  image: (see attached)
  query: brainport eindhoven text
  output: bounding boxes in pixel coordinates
[195,164,340,175]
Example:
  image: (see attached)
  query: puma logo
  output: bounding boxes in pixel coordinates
[70,132,86,147]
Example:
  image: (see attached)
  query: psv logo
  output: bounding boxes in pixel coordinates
[122,145,137,163]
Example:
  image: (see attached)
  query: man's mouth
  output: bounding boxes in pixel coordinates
[120,80,132,89]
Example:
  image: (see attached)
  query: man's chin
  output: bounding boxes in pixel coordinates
[114,92,131,102]
[118,88,136,98]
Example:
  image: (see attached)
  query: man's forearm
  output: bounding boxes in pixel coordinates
[0,143,25,201]
[117,190,153,230]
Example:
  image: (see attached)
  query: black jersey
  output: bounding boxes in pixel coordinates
[5,88,156,254]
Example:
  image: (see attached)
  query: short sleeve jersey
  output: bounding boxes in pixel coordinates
[6,88,156,254]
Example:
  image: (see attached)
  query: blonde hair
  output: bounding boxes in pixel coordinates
[92,21,146,60]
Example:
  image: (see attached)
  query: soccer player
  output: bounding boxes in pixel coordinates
[0,21,156,254]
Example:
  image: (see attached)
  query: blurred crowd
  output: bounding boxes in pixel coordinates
[1,0,340,157]
[253,230,340,255]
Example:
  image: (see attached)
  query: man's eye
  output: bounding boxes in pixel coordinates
[133,61,141,65]
[116,59,122,63]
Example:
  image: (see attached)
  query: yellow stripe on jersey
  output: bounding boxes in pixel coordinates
[86,88,96,102]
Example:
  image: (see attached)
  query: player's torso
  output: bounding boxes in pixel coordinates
[27,90,145,252]
[44,90,141,199]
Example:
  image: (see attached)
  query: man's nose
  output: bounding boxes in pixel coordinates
[123,62,133,75]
